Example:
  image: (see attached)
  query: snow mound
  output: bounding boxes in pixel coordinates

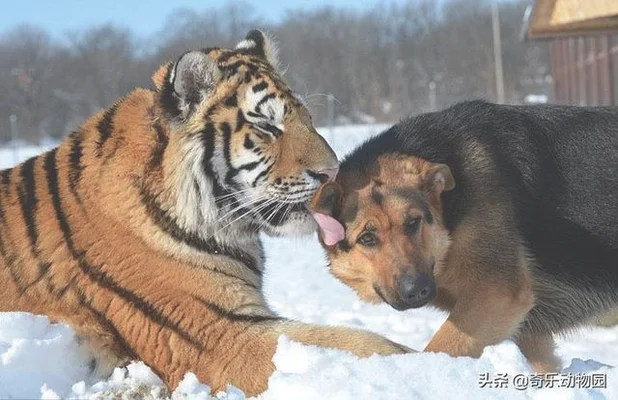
[0,312,94,399]
[0,313,244,400]
[1,313,616,399]
[267,336,615,400]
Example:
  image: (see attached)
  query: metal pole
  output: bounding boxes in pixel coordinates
[428,81,437,112]
[9,114,18,165]
[491,0,505,104]
[327,93,335,137]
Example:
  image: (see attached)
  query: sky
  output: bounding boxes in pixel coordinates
[0,0,404,39]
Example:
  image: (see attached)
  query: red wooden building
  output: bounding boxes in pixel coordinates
[527,0,618,106]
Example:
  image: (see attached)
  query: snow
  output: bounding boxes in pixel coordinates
[0,123,616,399]
[0,144,56,170]
[266,337,616,400]
[0,312,93,399]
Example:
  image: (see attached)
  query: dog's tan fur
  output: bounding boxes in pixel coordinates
[313,154,540,370]
[0,33,409,396]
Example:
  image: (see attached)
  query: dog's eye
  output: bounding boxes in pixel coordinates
[357,231,378,247]
[404,217,422,236]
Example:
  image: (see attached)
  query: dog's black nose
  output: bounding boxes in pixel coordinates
[398,272,436,308]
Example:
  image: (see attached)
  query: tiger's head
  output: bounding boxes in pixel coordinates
[152,30,338,237]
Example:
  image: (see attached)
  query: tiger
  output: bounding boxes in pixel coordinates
[0,30,410,395]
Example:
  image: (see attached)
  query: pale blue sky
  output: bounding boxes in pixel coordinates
[0,0,407,38]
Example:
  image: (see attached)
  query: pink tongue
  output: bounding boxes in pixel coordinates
[312,212,345,246]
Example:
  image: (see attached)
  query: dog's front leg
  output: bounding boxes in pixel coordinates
[424,270,534,358]
[514,330,561,373]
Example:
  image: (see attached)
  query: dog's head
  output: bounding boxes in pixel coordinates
[311,154,454,310]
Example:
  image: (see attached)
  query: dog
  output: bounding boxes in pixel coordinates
[310,100,618,372]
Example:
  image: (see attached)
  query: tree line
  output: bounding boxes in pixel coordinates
[0,0,549,144]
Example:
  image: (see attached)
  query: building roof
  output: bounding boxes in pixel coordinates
[527,0,618,38]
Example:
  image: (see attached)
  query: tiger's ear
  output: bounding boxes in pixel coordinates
[170,50,221,106]
[235,29,280,69]
[152,62,173,91]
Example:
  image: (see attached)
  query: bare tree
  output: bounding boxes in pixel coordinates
[0,25,62,143]
[66,24,142,113]
[0,0,549,144]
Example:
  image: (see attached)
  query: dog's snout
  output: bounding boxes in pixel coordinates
[398,272,436,308]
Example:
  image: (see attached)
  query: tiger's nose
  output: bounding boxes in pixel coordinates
[308,168,339,183]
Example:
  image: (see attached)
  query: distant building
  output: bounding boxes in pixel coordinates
[527,0,618,105]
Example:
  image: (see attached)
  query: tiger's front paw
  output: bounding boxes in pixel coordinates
[348,331,414,357]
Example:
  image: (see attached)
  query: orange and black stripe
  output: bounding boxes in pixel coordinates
[95,103,119,158]
[67,130,85,204]
[136,180,260,274]
[16,156,52,291]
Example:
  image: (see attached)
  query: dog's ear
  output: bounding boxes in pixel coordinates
[376,154,454,194]
[311,182,343,218]
[424,163,455,193]
[311,182,346,246]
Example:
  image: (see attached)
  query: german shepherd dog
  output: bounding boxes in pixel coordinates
[310,100,618,372]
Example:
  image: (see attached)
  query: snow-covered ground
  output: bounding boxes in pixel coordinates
[0,124,616,399]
